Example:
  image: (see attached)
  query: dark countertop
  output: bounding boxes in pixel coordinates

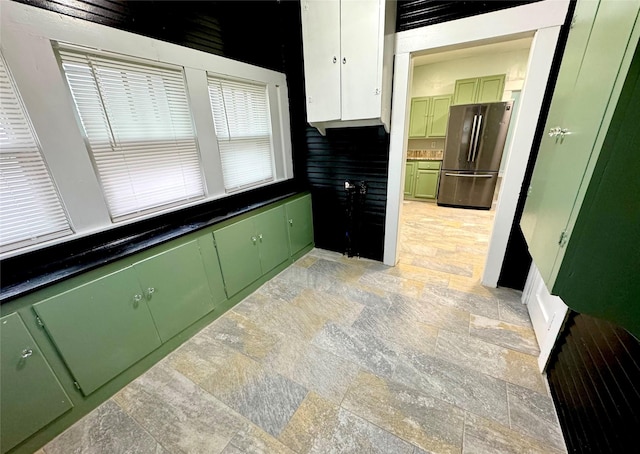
[1,182,300,304]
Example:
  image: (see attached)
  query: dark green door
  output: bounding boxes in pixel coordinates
[214,217,262,297]
[1,313,73,453]
[33,267,162,396]
[414,169,439,199]
[134,241,215,342]
[285,195,314,255]
[255,206,289,273]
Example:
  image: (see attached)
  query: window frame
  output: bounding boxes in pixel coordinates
[0,1,293,259]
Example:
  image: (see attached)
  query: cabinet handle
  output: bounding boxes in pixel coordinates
[21,348,33,359]
[258,234,263,241]
[133,294,142,307]
[251,236,257,244]
[342,57,346,64]
[146,287,155,299]
[333,56,337,64]
[288,219,294,226]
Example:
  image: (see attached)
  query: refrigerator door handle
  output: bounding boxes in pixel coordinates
[467,115,478,161]
[472,114,483,162]
[444,173,493,178]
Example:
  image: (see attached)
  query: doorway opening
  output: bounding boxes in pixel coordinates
[399,38,531,293]
[384,0,570,289]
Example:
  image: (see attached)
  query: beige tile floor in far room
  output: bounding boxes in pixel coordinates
[39,200,566,454]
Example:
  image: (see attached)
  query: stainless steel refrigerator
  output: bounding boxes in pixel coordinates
[437,101,513,209]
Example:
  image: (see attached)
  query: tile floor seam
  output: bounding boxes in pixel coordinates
[110,397,181,454]
[276,389,311,452]
[462,411,467,454]
[506,381,513,430]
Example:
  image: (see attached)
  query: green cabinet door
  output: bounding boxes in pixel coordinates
[214,217,262,297]
[427,95,452,137]
[453,78,479,105]
[197,233,228,305]
[255,206,289,274]
[409,97,430,137]
[414,169,440,199]
[33,268,162,396]
[521,0,638,286]
[1,313,73,453]
[134,241,215,342]
[286,194,314,256]
[404,161,416,196]
[477,75,506,103]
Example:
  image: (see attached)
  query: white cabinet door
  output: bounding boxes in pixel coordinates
[340,0,381,121]
[301,0,341,123]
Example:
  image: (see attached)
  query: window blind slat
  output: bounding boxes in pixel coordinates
[59,48,204,220]
[207,75,274,192]
[0,55,72,252]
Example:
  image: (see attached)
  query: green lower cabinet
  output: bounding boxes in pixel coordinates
[404,161,416,196]
[214,217,263,298]
[285,194,314,256]
[414,169,440,199]
[33,267,162,396]
[1,313,73,453]
[255,206,289,274]
[134,240,215,342]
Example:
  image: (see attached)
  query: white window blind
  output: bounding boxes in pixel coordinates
[207,76,274,192]
[58,48,204,220]
[0,55,72,252]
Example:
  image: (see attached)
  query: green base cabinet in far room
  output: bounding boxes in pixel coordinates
[404,161,416,196]
[1,313,73,453]
[414,169,439,199]
[133,240,215,343]
[214,205,289,297]
[285,194,314,256]
[405,160,441,200]
[33,268,162,396]
[453,74,505,105]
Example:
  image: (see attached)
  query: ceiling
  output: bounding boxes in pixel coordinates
[412,36,534,67]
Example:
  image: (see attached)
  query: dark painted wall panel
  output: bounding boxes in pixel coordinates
[548,313,640,453]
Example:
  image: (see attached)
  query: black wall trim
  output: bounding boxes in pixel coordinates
[548,313,640,453]
[396,0,541,32]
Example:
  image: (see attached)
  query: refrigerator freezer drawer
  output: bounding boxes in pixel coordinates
[436,171,498,209]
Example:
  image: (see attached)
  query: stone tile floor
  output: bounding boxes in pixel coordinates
[40,201,566,454]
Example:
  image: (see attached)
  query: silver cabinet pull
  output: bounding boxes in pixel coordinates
[251,236,257,244]
[146,287,155,299]
[21,348,33,359]
[258,234,263,241]
[548,127,561,137]
[133,294,142,302]
[333,56,337,63]
[342,57,346,64]
[288,219,294,226]
[445,173,493,178]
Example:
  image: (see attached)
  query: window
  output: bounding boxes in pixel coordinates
[0,54,72,252]
[58,47,205,220]
[207,75,274,192]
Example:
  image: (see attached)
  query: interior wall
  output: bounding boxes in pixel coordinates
[411,48,530,98]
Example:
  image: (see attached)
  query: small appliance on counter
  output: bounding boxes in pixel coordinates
[437,101,512,209]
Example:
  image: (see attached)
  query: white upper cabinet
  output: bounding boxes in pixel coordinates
[301,0,396,134]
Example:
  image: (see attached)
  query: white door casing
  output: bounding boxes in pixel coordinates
[383,0,570,290]
[522,263,569,371]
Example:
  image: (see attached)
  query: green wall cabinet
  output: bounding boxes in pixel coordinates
[285,194,314,256]
[453,74,505,105]
[33,268,163,396]
[1,313,73,453]
[408,95,452,138]
[404,161,416,196]
[404,161,441,200]
[133,240,215,342]
[215,205,289,297]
